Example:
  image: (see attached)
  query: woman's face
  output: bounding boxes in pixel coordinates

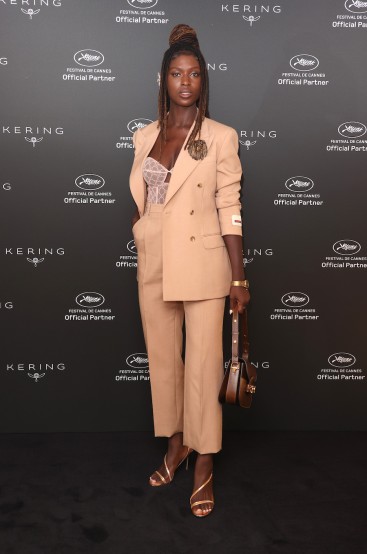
[166,53,201,109]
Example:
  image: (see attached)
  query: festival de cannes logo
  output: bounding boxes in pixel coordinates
[127,240,137,254]
[74,50,104,68]
[127,0,158,8]
[338,121,367,138]
[285,177,314,192]
[126,353,149,369]
[289,54,319,71]
[281,292,310,308]
[328,352,356,368]
[332,240,361,255]
[75,174,105,191]
[345,0,367,14]
[75,292,105,308]
[127,118,153,133]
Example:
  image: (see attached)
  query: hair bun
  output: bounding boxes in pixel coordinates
[169,24,199,49]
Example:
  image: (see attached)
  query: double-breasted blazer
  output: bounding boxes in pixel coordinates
[129,116,243,301]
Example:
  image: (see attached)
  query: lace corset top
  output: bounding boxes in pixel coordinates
[142,156,173,204]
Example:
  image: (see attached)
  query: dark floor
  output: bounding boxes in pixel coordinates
[0,431,366,554]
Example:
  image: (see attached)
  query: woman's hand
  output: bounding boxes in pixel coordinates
[223,234,250,313]
[230,286,250,314]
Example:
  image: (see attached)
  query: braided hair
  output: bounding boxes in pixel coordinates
[158,24,209,153]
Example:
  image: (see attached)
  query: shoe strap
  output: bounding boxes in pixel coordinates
[163,453,172,482]
[191,499,214,508]
[153,470,168,484]
[190,472,213,502]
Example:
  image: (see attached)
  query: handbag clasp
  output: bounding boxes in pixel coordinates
[231,361,240,373]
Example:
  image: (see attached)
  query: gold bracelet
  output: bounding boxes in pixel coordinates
[231,280,249,289]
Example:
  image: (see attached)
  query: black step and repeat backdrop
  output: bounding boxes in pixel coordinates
[1,0,366,433]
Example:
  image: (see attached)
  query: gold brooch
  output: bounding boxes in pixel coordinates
[188,139,208,161]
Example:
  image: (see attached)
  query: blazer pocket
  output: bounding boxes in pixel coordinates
[202,234,225,249]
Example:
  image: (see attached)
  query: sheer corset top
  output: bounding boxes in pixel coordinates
[142,156,173,204]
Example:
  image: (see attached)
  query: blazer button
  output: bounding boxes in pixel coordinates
[190,210,194,215]
[197,183,203,188]
[190,236,195,242]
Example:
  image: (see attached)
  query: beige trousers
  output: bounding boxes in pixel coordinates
[133,203,226,454]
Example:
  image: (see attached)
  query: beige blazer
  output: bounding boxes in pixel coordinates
[129,117,243,301]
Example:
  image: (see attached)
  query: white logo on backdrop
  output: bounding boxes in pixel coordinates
[281,292,310,307]
[0,301,13,310]
[239,130,277,149]
[6,362,66,380]
[127,240,137,254]
[127,0,158,8]
[285,177,314,192]
[75,174,105,191]
[28,372,45,382]
[21,8,40,19]
[24,136,43,147]
[27,257,44,267]
[332,240,361,255]
[127,119,153,133]
[126,353,149,369]
[290,55,319,71]
[74,50,104,68]
[76,292,105,308]
[243,15,261,25]
[338,122,367,138]
[243,248,273,267]
[221,4,282,25]
[345,0,367,13]
[239,140,257,150]
[328,352,356,368]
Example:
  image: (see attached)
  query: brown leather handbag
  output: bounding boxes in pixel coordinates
[218,308,257,408]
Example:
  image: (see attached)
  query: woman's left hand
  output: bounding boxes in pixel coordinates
[230,286,250,314]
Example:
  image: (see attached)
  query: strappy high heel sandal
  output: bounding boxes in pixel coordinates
[190,472,214,517]
[149,446,192,487]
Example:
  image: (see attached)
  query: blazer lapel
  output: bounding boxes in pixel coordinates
[130,117,214,213]
[164,117,213,207]
[130,122,160,215]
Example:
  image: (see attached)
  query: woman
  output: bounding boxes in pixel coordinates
[129,24,249,518]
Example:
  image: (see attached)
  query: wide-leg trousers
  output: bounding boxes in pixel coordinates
[132,203,226,454]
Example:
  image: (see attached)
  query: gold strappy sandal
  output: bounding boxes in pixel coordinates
[190,472,214,517]
[149,447,192,487]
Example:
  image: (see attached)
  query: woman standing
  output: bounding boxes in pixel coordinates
[129,24,249,517]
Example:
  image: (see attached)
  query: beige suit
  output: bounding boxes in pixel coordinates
[129,117,243,453]
[130,117,243,301]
